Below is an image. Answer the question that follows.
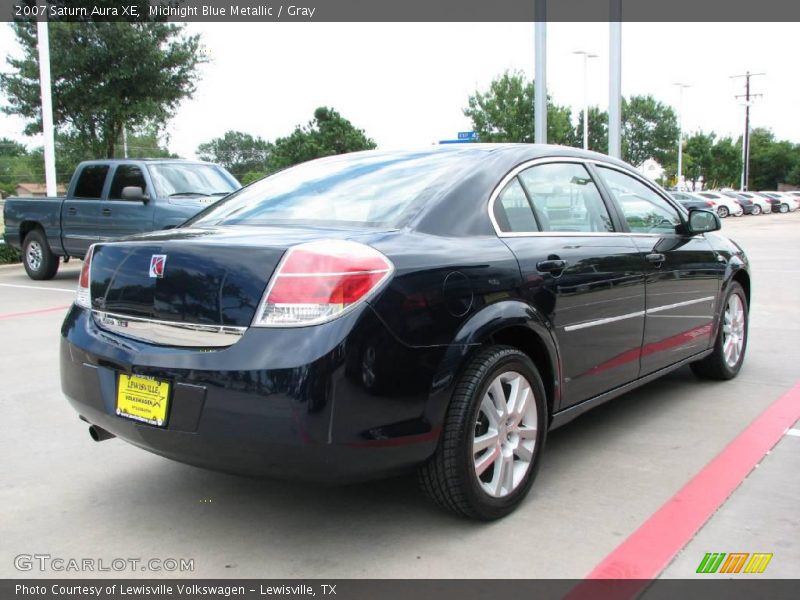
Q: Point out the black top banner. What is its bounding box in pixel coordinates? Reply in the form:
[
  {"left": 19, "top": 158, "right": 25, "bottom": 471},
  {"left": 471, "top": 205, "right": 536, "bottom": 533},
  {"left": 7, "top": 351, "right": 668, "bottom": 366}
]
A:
[{"left": 2, "top": 0, "right": 800, "bottom": 22}]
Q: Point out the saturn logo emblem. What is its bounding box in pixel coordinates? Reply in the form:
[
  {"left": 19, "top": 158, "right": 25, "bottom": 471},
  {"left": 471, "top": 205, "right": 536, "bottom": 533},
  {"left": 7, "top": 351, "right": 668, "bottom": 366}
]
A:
[{"left": 149, "top": 254, "right": 167, "bottom": 278}]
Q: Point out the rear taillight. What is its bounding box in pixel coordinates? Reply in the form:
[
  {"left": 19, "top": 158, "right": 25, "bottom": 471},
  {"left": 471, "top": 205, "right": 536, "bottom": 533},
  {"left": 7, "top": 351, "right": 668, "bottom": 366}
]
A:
[
  {"left": 252, "top": 240, "right": 394, "bottom": 327},
  {"left": 706, "top": 200, "right": 716, "bottom": 207},
  {"left": 76, "top": 245, "right": 95, "bottom": 309}
]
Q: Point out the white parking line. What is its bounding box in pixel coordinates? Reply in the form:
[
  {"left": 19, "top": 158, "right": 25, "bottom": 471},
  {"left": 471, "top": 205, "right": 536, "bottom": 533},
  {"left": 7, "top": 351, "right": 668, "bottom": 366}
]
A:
[{"left": 0, "top": 283, "right": 76, "bottom": 293}]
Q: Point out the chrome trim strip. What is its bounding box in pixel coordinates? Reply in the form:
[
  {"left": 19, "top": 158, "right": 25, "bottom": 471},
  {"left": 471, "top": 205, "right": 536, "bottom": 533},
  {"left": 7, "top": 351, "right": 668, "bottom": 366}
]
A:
[
  {"left": 562, "top": 296, "right": 716, "bottom": 332},
  {"left": 645, "top": 296, "right": 715, "bottom": 315},
  {"left": 487, "top": 155, "right": 686, "bottom": 238},
  {"left": 564, "top": 310, "right": 645, "bottom": 332},
  {"left": 92, "top": 311, "right": 246, "bottom": 348}
]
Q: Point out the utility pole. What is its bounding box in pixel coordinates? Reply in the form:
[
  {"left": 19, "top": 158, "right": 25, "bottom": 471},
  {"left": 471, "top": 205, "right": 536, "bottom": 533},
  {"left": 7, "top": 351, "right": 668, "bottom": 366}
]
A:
[
  {"left": 674, "top": 83, "right": 690, "bottom": 190},
  {"left": 731, "top": 71, "right": 764, "bottom": 191},
  {"left": 574, "top": 51, "right": 598, "bottom": 150}
]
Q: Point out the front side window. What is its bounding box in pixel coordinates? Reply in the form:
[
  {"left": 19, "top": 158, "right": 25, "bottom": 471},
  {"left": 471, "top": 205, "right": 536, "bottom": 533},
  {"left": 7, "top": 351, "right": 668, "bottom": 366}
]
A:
[
  {"left": 518, "top": 162, "right": 614, "bottom": 233},
  {"left": 109, "top": 165, "right": 148, "bottom": 200},
  {"left": 598, "top": 167, "right": 681, "bottom": 234},
  {"left": 73, "top": 165, "right": 110, "bottom": 199}
]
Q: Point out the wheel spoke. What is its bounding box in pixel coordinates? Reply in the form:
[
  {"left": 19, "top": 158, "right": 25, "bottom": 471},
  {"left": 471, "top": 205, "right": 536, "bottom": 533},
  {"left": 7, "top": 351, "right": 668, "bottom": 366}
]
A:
[
  {"left": 474, "top": 446, "right": 500, "bottom": 477},
  {"left": 517, "top": 425, "right": 537, "bottom": 440},
  {"left": 488, "top": 378, "right": 508, "bottom": 418},
  {"left": 473, "top": 430, "right": 499, "bottom": 453},
  {"left": 514, "top": 442, "right": 534, "bottom": 462},
  {"left": 490, "top": 453, "right": 513, "bottom": 496},
  {"left": 479, "top": 395, "right": 500, "bottom": 428}
]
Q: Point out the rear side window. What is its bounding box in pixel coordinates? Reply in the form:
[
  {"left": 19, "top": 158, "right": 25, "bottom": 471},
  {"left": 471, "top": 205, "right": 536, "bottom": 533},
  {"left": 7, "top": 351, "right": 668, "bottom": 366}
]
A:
[
  {"left": 73, "top": 165, "right": 109, "bottom": 199},
  {"left": 109, "top": 165, "right": 148, "bottom": 200},
  {"left": 518, "top": 162, "right": 614, "bottom": 233},
  {"left": 598, "top": 167, "right": 681, "bottom": 234},
  {"left": 493, "top": 179, "right": 538, "bottom": 232}
]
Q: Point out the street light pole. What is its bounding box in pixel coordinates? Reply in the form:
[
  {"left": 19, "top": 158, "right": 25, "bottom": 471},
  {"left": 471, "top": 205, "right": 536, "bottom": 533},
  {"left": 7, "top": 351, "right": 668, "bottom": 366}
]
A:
[
  {"left": 37, "top": 0, "right": 57, "bottom": 197},
  {"left": 574, "top": 51, "right": 598, "bottom": 150},
  {"left": 674, "top": 83, "right": 690, "bottom": 190}
]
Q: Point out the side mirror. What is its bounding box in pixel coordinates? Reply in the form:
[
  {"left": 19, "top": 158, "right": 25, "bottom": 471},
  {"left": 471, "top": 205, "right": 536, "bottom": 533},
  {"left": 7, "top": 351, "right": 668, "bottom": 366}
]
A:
[
  {"left": 687, "top": 209, "right": 721, "bottom": 234},
  {"left": 121, "top": 186, "right": 148, "bottom": 203}
]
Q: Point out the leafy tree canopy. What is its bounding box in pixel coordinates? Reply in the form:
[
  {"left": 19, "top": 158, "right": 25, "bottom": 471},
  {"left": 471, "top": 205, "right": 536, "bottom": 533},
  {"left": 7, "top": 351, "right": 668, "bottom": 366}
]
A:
[
  {"left": 269, "top": 107, "right": 377, "bottom": 171},
  {"left": 621, "top": 95, "right": 679, "bottom": 168},
  {"left": 197, "top": 131, "right": 272, "bottom": 181},
  {"left": 0, "top": 18, "right": 204, "bottom": 158},
  {"left": 463, "top": 71, "right": 576, "bottom": 145}
]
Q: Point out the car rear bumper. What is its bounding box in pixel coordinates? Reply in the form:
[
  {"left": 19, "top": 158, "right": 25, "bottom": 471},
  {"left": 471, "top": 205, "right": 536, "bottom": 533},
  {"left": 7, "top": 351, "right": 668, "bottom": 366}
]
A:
[{"left": 60, "top": 304, "right": 447, "bottom": 482}]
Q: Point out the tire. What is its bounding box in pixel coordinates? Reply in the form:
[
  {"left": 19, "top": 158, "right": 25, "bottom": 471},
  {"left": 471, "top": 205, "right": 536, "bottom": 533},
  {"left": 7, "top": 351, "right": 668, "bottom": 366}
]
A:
[
  {"left": 418, "top": 346, "right": 548, "bottom": 520},
  {"left": 717, "top": 206, "right": 729, "bottom": 218},
  {"left": 690, "top": 282, "right": 748, "bottom": 380},
  {"left": 751, "top": 204, "right": 762, "bottom": 216},
  {"left": 22, "top": 229, "right": 59, "bottom": 280},
  {"left": 779, "top": 203, "right": 789, "bottom": 214},
  {"left": 733, "top": 207, "right": 744, "bottom": 217}
]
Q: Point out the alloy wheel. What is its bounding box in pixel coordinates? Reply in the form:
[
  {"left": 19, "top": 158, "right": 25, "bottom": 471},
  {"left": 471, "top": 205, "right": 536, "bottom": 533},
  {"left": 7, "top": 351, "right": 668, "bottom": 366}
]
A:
[
  {"left": 722, "top": 293, "right": 745, "bottom": 368},
  {"left": 472, "top": 371, "right": 538, "bottom": 498}
]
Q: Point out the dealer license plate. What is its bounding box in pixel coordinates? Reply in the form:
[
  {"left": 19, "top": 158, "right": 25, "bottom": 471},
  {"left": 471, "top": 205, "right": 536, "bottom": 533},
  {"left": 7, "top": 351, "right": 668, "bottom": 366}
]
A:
[{"left": 116, "top": 374, "right": 170, "bottom": 427}]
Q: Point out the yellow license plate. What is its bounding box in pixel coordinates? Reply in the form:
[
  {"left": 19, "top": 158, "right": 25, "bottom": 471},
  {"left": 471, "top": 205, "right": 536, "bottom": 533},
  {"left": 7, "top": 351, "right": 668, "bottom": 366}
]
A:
[{"left": 116, "top": 374, "right": 170, "bottom": 427}]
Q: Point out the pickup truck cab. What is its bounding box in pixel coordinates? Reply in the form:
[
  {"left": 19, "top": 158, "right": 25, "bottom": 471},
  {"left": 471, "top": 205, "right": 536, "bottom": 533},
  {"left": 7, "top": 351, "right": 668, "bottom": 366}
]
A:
[{"left": 3, "top": 159, "right": 240, "bottom": 279}]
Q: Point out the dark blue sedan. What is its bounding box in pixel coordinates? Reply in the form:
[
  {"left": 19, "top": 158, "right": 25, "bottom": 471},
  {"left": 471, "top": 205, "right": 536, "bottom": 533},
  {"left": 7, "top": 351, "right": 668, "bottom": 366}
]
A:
[{"left": 61, "top": 145, "right": 750, "bottom": 520}]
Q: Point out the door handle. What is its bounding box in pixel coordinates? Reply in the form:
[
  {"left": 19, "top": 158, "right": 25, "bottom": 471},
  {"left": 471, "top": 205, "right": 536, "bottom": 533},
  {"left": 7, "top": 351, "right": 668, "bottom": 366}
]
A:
[
  {"left": 646, "top": 253, "right": 665, "bottom": 264},
  {"left": 66, "top": 207, "right": 77, "bottom": 215},
  {"left": 536, "top": 259, "right": 568, "bottom": 273},
  {"left": 102, "top": 208, "right": 112, "bottom": 216}
]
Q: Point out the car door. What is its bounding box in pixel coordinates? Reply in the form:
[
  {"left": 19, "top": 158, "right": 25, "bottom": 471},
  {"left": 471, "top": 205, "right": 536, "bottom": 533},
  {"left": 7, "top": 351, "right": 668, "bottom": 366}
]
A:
[
  {"left": 61, "top": 164, "right": 110, "bottom": 256},
  {"left": 594, "top": 165, "right": 722, "bottom": 375},
  {"left": 105, "top": 163, "right": 156, "bottom": 240},
  {"left": 492, "top": 159, "right": 648, "bottom": 409}
]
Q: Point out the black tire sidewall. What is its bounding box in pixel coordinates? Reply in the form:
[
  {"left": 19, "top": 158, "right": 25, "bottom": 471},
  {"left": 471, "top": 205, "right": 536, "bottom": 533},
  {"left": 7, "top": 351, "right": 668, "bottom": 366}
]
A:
[
  {"left": 459, "top": 351, "right": 547, "bottom": 519},
  {"left": 718, "top": 207, "right": 728, "bottom": 218}
]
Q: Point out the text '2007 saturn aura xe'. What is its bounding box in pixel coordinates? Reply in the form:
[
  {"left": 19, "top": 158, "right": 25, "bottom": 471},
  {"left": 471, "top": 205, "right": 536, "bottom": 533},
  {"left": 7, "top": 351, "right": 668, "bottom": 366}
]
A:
[{"left": 61, "top": 144, "right": 750, "bottom": 520}]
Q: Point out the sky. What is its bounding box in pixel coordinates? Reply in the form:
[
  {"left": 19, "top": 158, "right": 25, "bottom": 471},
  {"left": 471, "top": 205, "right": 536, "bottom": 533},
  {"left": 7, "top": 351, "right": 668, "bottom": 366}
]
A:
[{"left": 1, "top": 22, "right": 798, "bottom": 160}]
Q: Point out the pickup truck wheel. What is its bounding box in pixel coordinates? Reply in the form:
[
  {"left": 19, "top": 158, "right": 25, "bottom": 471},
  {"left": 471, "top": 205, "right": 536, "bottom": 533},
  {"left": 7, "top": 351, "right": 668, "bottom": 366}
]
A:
[
  {"left": 23, "top": 229, "right": 59, "bottom": 280},
  {"left": 418, "top": 346, "right": 547, "bottom": 520}
]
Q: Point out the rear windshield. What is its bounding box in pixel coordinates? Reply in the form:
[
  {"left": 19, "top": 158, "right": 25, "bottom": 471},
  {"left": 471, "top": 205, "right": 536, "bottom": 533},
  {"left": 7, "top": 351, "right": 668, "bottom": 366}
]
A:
[{"left": 187, "top": 151, "right": 465, "bottom": 229}]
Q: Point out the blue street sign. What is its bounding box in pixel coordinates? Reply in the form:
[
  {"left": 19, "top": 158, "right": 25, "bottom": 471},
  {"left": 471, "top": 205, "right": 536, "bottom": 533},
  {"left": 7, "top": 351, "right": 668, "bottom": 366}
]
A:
[{"left": 458, "top": 131, "right": 479, "bottom": 140}]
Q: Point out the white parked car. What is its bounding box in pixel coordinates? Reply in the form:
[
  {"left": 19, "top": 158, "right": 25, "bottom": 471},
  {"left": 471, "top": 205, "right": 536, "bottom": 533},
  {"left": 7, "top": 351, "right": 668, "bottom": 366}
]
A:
[
  {"left": 735, "top": 192, "right": 772, "bottom": 216},
  {"left": 760, "top": 192, "right": 799, "bottom": 213},
  {"left": 694, "top": 191, "right": 743, "bottom": 218}
]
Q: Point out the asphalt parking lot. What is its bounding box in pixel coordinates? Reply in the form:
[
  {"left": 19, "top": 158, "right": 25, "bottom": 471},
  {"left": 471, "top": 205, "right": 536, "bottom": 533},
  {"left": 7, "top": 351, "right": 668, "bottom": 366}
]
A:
[{"left": 1, "top": 212, "right": 799, "bottom": 580}]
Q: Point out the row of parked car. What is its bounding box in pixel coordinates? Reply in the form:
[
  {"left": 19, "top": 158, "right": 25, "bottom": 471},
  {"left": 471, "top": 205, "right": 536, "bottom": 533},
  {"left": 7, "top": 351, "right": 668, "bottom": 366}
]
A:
[{"left": 669, "top": 189, "right": 800, "bottom": 218}]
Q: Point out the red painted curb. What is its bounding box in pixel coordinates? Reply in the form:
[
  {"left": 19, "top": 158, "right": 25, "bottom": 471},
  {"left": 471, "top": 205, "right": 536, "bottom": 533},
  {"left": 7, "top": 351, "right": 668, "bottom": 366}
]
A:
[
  {"left": 566, "top": 381, "right": 800, "bottom": 599},
  {"left": 0, "top": 305, "right": 71, "bottom": 320}
]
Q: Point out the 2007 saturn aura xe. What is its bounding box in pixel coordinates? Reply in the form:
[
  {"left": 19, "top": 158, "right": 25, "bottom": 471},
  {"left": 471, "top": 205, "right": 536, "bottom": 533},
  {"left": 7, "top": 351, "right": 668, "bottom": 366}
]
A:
[{"left": 61, "top": 144, "right": 750, "bottom": 520}]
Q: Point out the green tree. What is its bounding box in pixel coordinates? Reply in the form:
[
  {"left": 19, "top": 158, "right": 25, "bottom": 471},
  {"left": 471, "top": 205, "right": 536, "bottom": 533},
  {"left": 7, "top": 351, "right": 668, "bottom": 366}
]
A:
[
  {"left": 574, "top": 106, "right": 609, "bottom": 153},
  {"left": 463, "top": 71, "right": 576, "bottom": 145},
  {"left": 747, "top": 128, "right": 797, "bottom": 190},
  {"left": 1, "top": 18, "right": 203, "bottom": 158},
  {"left": 622, "top": 95, "right": 679, "bottom": 169},
  {"left": 683, "top": 131, "right": 716, "bottom": 189},
  {"left": 269, "top": 107, "right": 376, "bottom": 171},
  {"left": 707, "top": 137, "right": 741, "bottom": 189},
  {"left": 197, "top": 131, "right": 272, "bottom": 181}
]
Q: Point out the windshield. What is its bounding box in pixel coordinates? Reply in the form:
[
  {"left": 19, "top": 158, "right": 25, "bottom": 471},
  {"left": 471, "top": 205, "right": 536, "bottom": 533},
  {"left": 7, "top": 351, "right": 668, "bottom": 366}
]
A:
[
  {"left": 187, "top": 150, "right": 464, "bottom": 229},
  {"left": 148, "top": 163, "right": 239, "bottom": 197}
]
